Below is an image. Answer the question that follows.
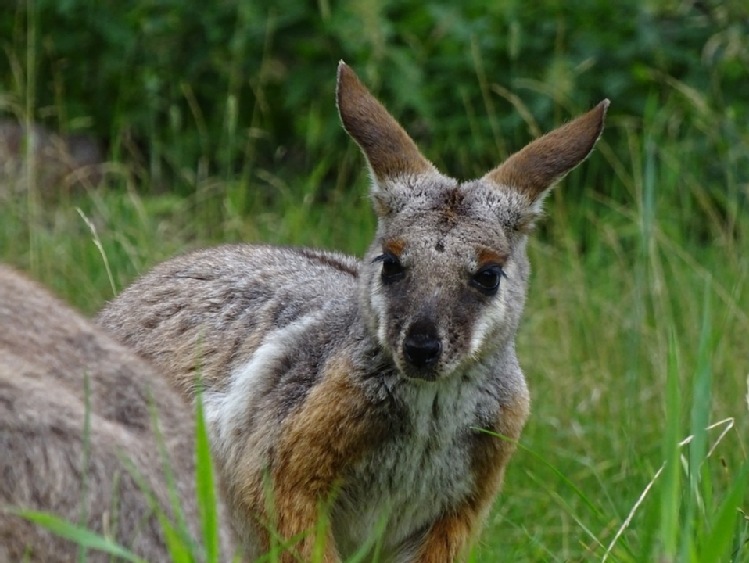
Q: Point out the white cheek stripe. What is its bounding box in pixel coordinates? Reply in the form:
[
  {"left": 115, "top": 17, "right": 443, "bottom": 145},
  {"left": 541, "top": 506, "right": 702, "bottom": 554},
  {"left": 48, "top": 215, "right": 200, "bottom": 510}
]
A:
[
  {"left": 203, "top": 312, "right": 322, "bottom": 456},
  {"left": 370, "top": 280, "right": 388, "bottom": 347},
  {"left": 468, "top": 266, "right": 511, "bottom": 357}
]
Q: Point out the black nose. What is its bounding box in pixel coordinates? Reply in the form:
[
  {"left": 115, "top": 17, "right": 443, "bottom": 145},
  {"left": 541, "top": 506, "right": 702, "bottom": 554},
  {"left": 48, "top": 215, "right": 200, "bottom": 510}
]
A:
[{"left": 403, "top": 320, "right": 442, "bottom": 368}]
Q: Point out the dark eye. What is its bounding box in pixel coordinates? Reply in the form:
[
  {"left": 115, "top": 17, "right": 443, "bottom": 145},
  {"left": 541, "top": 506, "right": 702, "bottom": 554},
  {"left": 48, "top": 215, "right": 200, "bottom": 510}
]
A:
[
  {"left": 373, "top": 252, "right": 405, "bottom": 284},
  {"left": 471, "top": 265, "right": 505, "bottom": 295}
]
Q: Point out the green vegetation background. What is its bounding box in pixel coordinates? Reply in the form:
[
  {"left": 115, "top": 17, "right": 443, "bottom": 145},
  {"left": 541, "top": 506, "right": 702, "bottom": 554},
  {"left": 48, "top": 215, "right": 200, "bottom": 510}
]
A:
[{"left": 1, "top": 1, "right": 747, "bottom": 561}]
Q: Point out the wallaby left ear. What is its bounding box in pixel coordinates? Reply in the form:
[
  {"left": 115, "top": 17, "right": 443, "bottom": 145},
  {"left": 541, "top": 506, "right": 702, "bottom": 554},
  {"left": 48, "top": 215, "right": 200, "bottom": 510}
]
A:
[
  {"left": 483, "top": 100, "right": 609, "bottom": 204},
  {"left": 336, "top": 61, "right": 436, "bottom": 183}
]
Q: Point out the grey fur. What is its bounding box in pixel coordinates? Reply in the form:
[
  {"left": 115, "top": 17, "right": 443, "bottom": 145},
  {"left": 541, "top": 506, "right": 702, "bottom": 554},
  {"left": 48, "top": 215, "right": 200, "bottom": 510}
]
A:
[{"left": 0, "top": 266, "right": 236, "bottom": 561}]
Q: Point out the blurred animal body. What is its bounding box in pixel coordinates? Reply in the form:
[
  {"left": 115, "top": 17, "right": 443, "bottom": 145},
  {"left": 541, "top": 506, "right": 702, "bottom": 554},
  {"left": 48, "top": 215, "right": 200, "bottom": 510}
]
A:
[{"left": 0, "top": 266, "right": 236, "bottom": 562}]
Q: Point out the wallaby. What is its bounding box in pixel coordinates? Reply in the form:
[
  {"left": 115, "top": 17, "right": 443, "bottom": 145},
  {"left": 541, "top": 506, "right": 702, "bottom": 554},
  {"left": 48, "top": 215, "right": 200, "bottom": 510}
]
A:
[
  {"left": 0, "top": 266, "right": 237, "bottom": 561},
  {"left": 97, "top": 62, "right": 608, "bottom": 562}
]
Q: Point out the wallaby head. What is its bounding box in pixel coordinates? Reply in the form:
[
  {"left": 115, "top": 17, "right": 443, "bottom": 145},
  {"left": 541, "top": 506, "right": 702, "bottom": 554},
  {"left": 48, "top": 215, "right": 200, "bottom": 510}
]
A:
[{"left": 337, "top": 61, "right": 608, "bottom": 382}]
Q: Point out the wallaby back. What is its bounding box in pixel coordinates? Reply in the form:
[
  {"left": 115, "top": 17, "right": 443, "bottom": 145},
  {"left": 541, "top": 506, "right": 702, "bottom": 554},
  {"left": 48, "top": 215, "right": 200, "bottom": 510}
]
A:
[
  {"left": 98, "top": 63, "right": 608, "bottom": 562},
  {"left": 0, "top": 266, "right": 236, "bottom": 562}
]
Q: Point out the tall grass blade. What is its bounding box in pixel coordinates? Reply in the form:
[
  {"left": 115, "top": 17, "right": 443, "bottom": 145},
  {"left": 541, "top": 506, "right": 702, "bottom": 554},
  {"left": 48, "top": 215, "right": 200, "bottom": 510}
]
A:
[
  {"left": 146, "top": 397, "right": 195, "bottom": 553},
  {"left": 659, "top": 329, "right": 681, "bottom": 559},
  {"left": 77, "top": 372, "right": 92, "bottom": 563},
  {"left": 698, "top": 458, "right": 749, "bottom": 562},
  {"left": 7, "top": 509, "right": 147, "bottom": 563},
  {"left": 195, "top": 392, "right": 220, "bottom": 563},
  {"left": 679, "top": 281, "right": 714, "bottom": 560}
]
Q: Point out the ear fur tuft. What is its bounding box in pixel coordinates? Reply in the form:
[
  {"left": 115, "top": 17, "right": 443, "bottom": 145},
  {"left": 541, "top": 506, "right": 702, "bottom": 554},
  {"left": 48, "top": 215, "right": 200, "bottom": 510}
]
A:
[{"left": 483, "top": 100, "right": 609, "bottom": 203}]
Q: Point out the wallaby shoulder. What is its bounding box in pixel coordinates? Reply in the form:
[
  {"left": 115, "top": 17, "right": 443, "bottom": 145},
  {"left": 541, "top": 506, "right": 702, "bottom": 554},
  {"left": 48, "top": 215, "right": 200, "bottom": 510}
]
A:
[{"left": 97, "top": 244, "right": 363, "bottom": 396}]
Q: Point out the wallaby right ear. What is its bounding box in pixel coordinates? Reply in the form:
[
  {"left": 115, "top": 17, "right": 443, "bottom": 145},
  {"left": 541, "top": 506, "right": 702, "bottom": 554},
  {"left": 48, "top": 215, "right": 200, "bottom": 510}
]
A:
[
  {"left": 483, "top": 100, "right": 609, "bottom": 211},
  {"left": 337, "top": 61, "right": 436, "bottom": 216}
]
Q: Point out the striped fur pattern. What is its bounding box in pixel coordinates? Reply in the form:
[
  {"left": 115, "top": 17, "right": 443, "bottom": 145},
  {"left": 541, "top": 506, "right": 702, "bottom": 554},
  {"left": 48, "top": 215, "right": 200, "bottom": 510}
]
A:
[
  {"left": 97, "top": 62, "right": 608, "bottom": 561},
  {"left": 0, "top": 266, "right": 237, "bottom": 562}
]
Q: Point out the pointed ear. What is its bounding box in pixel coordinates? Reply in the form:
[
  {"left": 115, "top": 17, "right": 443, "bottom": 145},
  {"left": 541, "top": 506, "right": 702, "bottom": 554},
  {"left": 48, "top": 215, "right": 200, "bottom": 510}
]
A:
[
  {"left": 483, "top": 100, "right": 609, "bottom": 204},
  {"left": 336, "top": 61, "right": 436, "bottom": 185}
]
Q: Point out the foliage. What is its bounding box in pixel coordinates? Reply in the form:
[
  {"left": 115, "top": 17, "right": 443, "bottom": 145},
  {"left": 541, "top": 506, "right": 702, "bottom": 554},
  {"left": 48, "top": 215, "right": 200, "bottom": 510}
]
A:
[{"left": 1, "top": 1, "right": 747, "bottom": 219}]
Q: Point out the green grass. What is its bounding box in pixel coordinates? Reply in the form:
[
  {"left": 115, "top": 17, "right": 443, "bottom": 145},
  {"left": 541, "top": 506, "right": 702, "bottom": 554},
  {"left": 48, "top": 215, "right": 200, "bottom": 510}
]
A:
[{"left": 2, "top": 4, "right": 748, "bottom": 560}]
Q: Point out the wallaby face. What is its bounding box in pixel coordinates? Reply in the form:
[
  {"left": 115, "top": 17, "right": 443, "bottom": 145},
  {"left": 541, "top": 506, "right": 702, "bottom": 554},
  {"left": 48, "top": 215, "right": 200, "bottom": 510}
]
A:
[
  {"left": 0, "top": 266, "right": 237, "bottom": 562},
  {"left": 97, "top": 62, "right": 607, "bottom": 562},
  {"left": 339, "top": 64, "right": 608, "bottom": 382},
  {"left": 358, "top": 175, "right": 552, "bottom": 381},
  {"left": 360, "top": 187, "right": 522, "bottom": 381}
]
